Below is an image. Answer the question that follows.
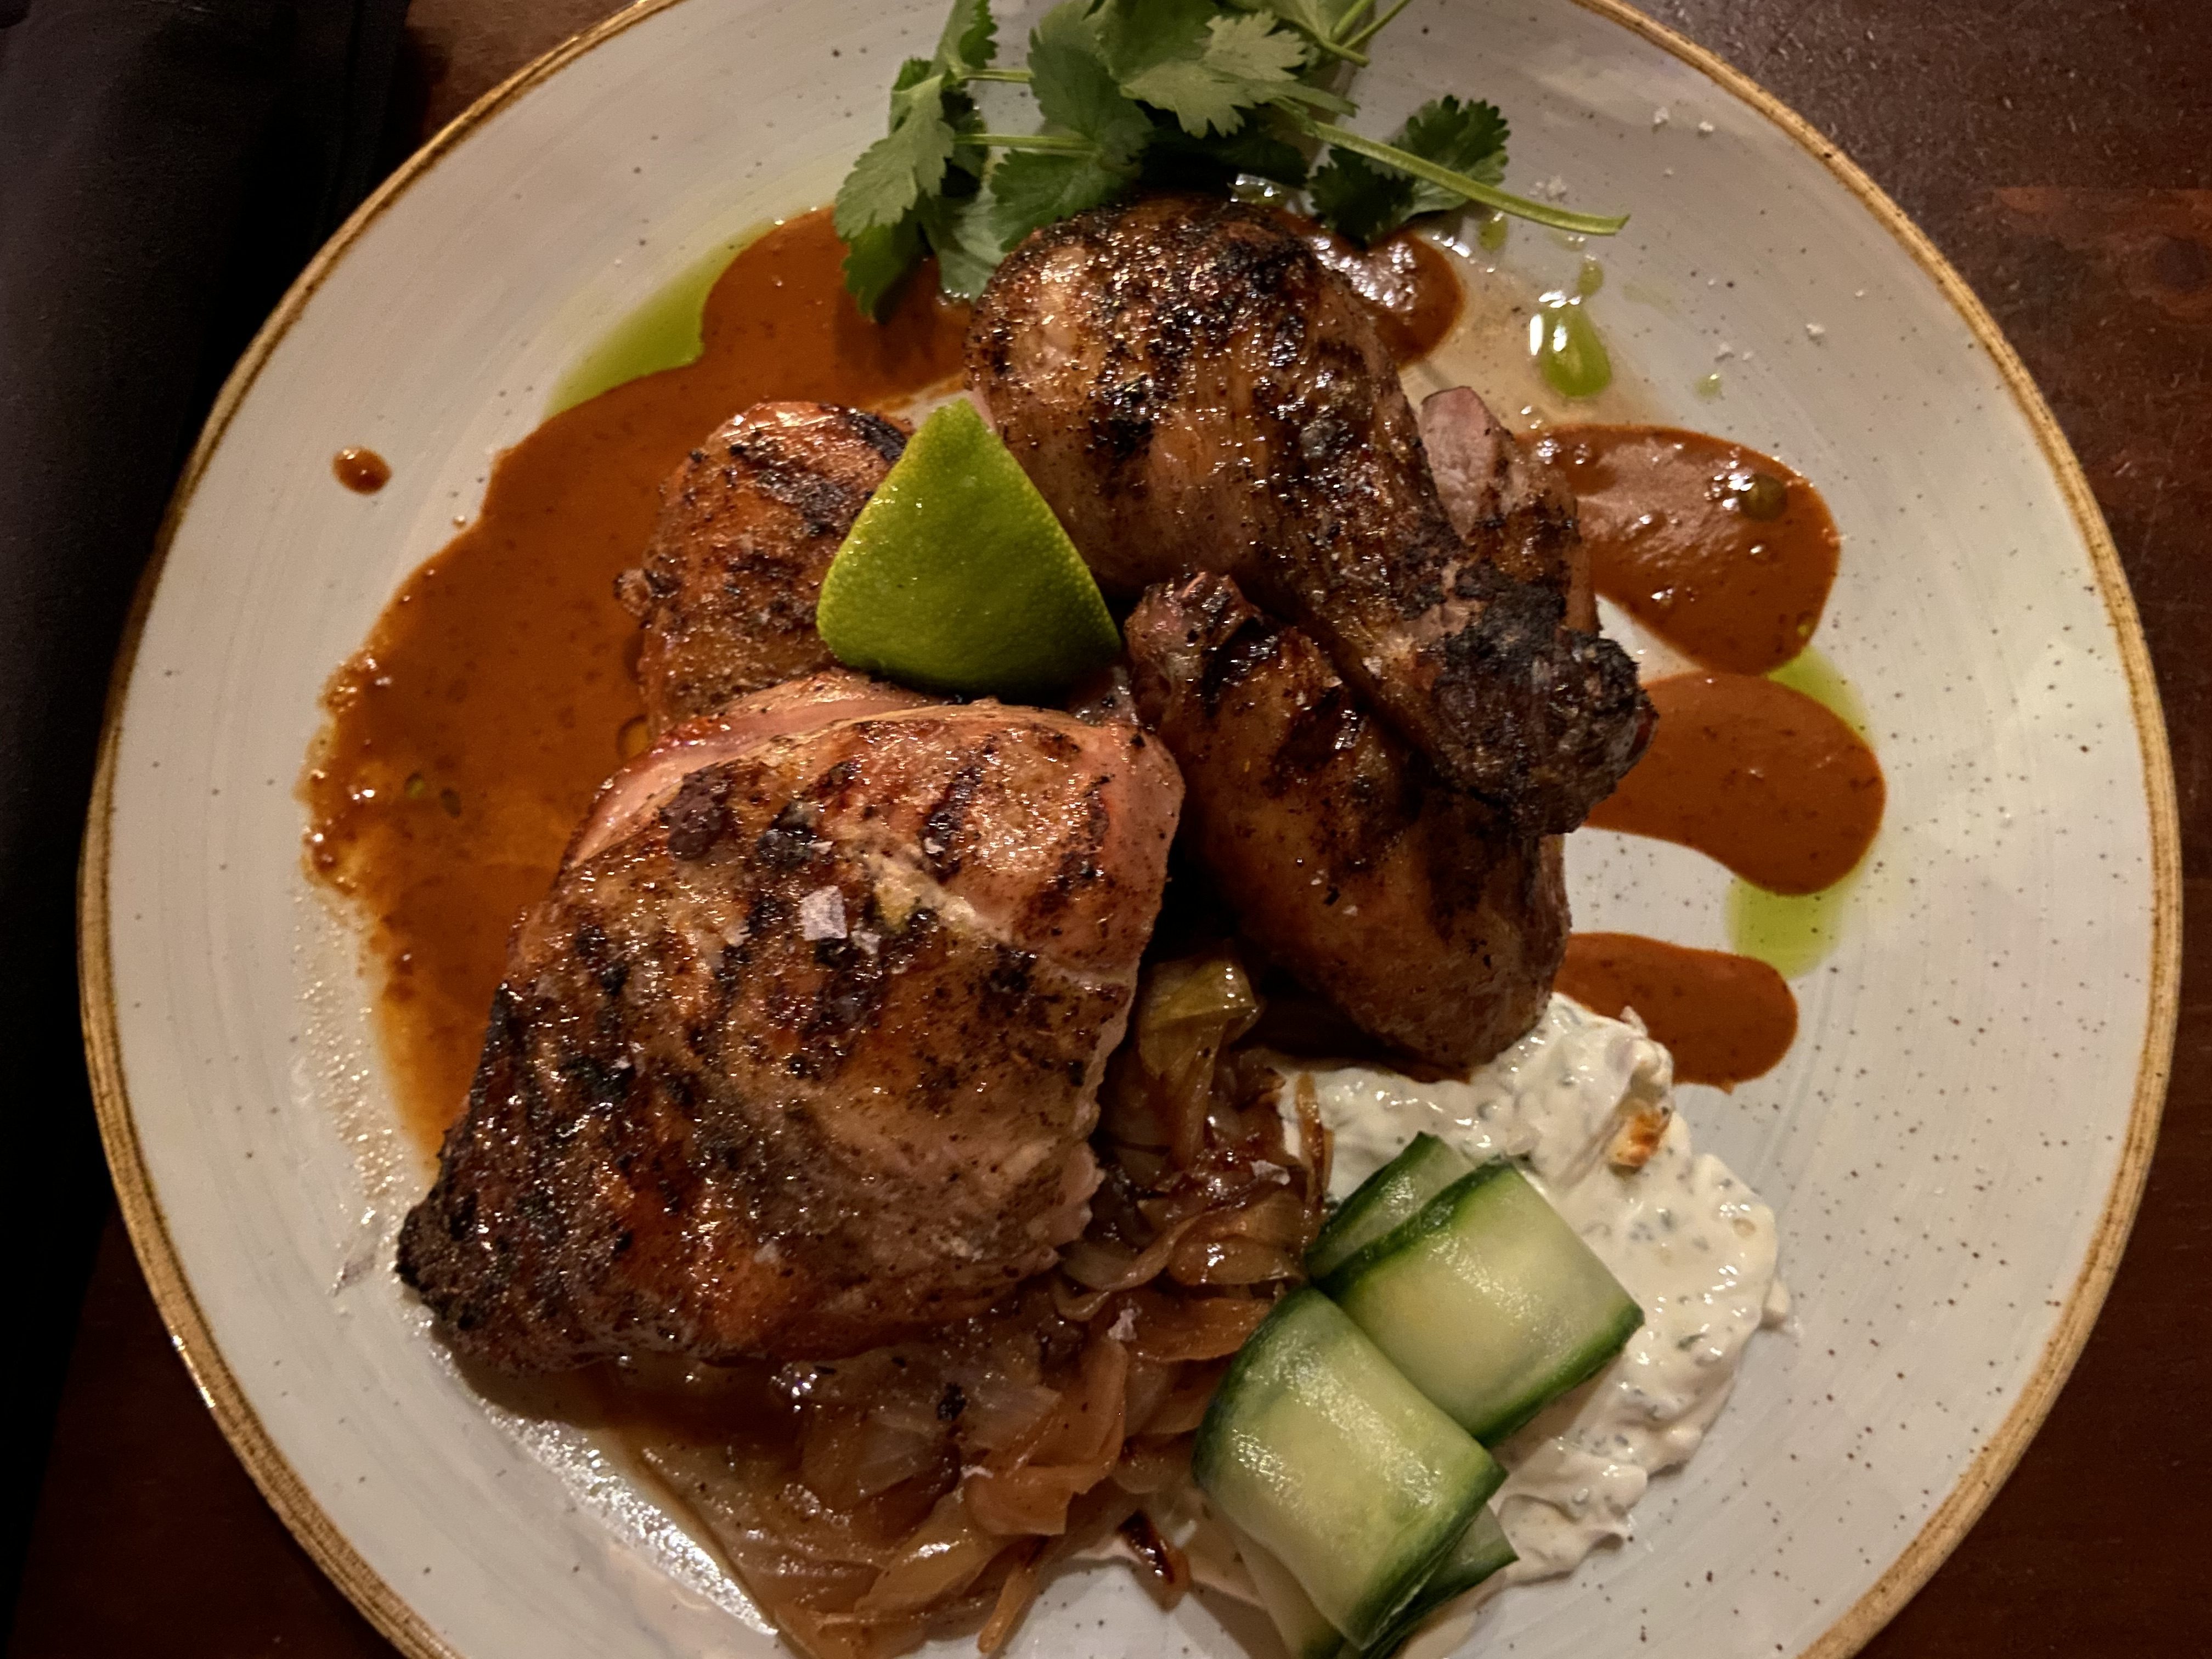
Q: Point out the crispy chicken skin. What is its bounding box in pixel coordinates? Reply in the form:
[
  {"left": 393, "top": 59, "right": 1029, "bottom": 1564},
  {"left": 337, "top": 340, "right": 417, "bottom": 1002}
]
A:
[
  {"left": 616, "top": 402, "right": 906, "bottom": 735},
  {"left": 1418, "top": 386, "right": 1595, "bottom": 632},
  {"left": 397, "top": 672, "right": 1183, "bottom": 1369},
  {"left": 966, "top": 194, "right": 1650, "bottom": 834},
  {"left": 1127, "top": 574, "right": 1562, "bottom": 1069}
]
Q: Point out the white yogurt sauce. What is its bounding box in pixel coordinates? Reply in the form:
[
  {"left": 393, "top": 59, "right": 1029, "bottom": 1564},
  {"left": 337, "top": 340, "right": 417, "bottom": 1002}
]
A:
[{"left": 1277, "top": 994, "right": 1787, "bottom": 1580}]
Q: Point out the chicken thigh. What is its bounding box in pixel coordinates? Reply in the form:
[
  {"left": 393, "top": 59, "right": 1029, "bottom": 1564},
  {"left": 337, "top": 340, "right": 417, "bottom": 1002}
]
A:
[
  {"left": 967, "top": 194, "right": 1649, "bottom": 834},
  {"left": 398, "top": 671, "right": 1182, "bottom": 1368}
]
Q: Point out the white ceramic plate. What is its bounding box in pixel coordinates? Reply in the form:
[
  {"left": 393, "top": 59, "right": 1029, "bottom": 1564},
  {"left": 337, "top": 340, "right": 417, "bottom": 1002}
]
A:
[{"left": 81, "top": 3, "right": 2180, "bottom": 1657}]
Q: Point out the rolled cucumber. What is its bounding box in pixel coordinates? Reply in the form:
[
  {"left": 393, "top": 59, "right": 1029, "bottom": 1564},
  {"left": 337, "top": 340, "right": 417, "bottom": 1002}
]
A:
[
  {"left": 1306, "top": 1133, "right": 1475, "bottom": 1280},
  {"left": 1358, "top": 1506, "right": 1517, "bottom": 1658},
  {"left": 1321, "top": 1162, "right": 1642, "bottom": 1444},
  {"left": 1194, "top": 1289, "right": 1503, "bottom": 1649},
  {"left": 1234, "top": 1528, "right": 1346, "bottom": 1659}
]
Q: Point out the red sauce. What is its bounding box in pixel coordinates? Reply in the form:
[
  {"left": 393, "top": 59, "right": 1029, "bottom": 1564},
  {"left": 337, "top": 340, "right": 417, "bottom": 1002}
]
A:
[
  {"left": 302, "top": 210, "right": 969, "bottom": 1149},
  {"left": 1304, "top": 226, "right": 1463, "bottom": 363},
  {"left": 1586, "top": 672, "right": 1884, "bottom": 896},
  {"left": 332, "top": 447, "right": 391, "bottom": 493},
  {"left": 1539, "top": 425, "right": 1839, "bottom": 674},
  {"left": 1556, "top": 933, "right": 1797, "bottom": 1089}
]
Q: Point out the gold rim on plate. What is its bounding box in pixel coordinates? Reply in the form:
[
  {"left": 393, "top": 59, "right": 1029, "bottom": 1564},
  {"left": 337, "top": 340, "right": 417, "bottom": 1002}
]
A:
[{"left": 75, "top": 3, "right": 2182, "bottom": 1656}]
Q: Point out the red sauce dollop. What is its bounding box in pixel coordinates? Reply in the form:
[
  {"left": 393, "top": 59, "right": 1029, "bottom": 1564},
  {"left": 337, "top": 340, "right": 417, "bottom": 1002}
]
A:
[
  {"left": 1586, "top": 672, "right": 1884, "bottom": 896},
  {"left": 1540, "top": 424, "right": 1839, "bottom": 674},
  {"left": 1556, "top": 933, "right": 1798, "bottom": 1089}
]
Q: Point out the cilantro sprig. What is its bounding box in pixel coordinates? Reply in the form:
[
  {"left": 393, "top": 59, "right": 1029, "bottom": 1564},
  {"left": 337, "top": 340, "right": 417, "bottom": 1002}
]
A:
[{"left": 834, "top": 0, "right": 1627, "bottom": 316}]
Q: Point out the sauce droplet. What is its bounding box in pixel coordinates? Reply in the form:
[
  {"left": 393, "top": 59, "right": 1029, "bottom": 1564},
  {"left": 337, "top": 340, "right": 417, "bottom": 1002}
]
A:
[
  {"left": 1540, "top": 425, "right": 1840, "bottom": 673},
  {"left": 1557, "top": 934, "right": 1797, "bottom": 1089},
  {"left": 1528, "top": 295, "right": 1611, "bottom": 398},
  {"left": 1585, "top": 672, "right": 1885, "bottom": 895},
  {"left": 332, "top": 447, "right": 391, "bottom": 493}
]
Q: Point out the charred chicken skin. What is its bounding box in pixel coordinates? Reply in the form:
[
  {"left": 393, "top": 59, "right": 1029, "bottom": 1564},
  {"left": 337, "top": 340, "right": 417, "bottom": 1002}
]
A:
[
  {"left": 1128, "top": 574, "right": 1564, "bottom": 1069},
  {"left": 967, "top": 194, "right": 1650, "bottom": 835},
  {"left": 398, "top": 670, "right": 1182, "bottom": 1369},
  {"left": 616, "top": 401, "right": 906, "bottom": 736}
]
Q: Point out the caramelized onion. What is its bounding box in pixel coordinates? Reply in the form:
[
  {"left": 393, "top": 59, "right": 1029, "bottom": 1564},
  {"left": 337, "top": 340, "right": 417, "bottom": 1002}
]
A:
[{"left": 614, "top": 947, "right": 1331, "bottom": 1659}]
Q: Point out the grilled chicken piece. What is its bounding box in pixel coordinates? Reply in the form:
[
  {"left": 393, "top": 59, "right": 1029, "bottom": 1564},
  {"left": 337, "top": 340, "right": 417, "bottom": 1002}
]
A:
[
  {"left": 398, "top": 670, "right": 1183, "bottom": 1369},
  {"left": 1127, "top": 574, "right": 1563, "bottom": 1070},
  {"left": 1418, "top": 386, "right": 1594, "bottom": 632},
  {"left": 616, "top": 402, "right": 906, "bottom": 735},
  {"left": 967, "top": 194, "right": 1650, "bottom": 834}
]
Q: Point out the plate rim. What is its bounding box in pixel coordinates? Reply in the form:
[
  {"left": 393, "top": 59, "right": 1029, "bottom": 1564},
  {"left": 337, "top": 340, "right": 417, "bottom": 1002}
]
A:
[{"left": 74, "top": 2, "right": 2183, "bottom": 1656}]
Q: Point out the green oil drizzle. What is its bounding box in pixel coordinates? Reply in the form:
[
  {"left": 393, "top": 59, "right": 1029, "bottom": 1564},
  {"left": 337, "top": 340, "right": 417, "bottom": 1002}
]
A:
[
  {"left": 1694, "top": 371, "right": 1723, "bottom": 399},
  {"left": 1726, "top": 647, "right": 1876, "bottom": 975},
  {"left": 1727, "top": 873, "right": 1859, "bottom": 978},
  {"left": 1768, "top": 643, "right": 1871, "bottom": 737},
  {"left": 1476, "top": 212, "right": 1509, "bottom": 253},
  {"left": 1574, "top": 256, "right": 1604, "bottom": 297},
  {"left": 544, "top": 233, "right": 759, "bottom": 417},
  {"left": 1530, "top": 294, "right": 1612, "bottom": 398}
]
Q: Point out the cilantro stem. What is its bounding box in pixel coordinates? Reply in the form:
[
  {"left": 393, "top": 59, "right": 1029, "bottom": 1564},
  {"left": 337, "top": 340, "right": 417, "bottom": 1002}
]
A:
[
  {"left": 1302, "top": 33, "right": 1369, "bottom": 66},
  {"left": 1330, "top": 0, "right": 1376, "bottom": 36},
  {"left": 1338, "top": 0, "right": 1414, "bottom": 53},
  {"left": 970, "top": 132, "right": 1094, "bottom": 153},
  {"left": 964, "top": 67, "right": 1033, "bottom": 83},
  {"left": 1307, "top": 122, "right": 1630, "bottom": 235}
]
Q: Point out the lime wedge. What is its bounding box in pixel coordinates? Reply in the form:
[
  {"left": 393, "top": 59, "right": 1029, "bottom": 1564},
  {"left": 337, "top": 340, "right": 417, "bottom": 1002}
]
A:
[{"left": 816, "top": 399, "right": 1121, "bottom": 698}]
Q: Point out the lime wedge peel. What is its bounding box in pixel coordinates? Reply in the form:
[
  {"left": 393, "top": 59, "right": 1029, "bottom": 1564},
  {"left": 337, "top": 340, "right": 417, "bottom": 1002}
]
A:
[{"left": 816, "top": 399, "right": 1121, "bottom": 699}]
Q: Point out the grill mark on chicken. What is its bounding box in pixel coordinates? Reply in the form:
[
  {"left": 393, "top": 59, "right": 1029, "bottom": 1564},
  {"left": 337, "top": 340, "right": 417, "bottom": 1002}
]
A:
[
  {"left": 617, "top": 402, "right": 906, "bottom": 735},
  {"left": 967, "top": 194, "right": 1651, "bottom": 834},
  {"left": 1128, "top": 573, "right": 1562, "bottom": 1069},
  {"left": 398, "top": 678, "right": 1182, "bottom": 1367}
]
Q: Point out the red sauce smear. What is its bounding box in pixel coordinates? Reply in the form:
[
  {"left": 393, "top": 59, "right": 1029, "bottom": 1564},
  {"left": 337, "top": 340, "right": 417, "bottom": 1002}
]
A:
[
  {"left": 332, "top": 447, "right": 391, "bottom": 493},
  {"left": 1539, "top": 425, "right": 1839, "bottom": 674},
  {"left": 1586, "top": 672, "right": 1884, "bottom": 895},
  {"left": 302, "top": 210, "right": 969, "bottom": 1149},
  {"left": 1556, "top": 933, "right": 1797, "bottom": 1088}
]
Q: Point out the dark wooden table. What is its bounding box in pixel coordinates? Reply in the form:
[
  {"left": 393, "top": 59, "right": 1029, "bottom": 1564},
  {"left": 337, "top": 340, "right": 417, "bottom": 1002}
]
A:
[{"left": 11, "top": 1, "right": 2208, "bottom": 1654}]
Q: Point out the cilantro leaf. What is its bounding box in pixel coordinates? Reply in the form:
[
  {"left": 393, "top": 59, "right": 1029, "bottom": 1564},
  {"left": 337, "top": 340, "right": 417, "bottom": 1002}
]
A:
[
  {"left": 1236, "top": 0, "right": 1351, "bottom": 43},
  {"left": 842, "top": 215, "right": 926, "bottom": 319},
  {"left": 934, "top": 0, "right": 997, "bottom": 78},
  {"left": 1307, "top": 148, "right": 1409, "bottom": 245},
  {"left": 1029, "top": 2, "right": 1152, "bottom": 163},
  {"left": 1116, "top": 10, "right": 1312, "bottom": 135},
  {"left": 1397, "top": 95, "right": 1509, "bottom": 215},
  {"left": 989, "top": 148, "right": 1139, "bottom": 248},
  {"left": 834, "top": 59, "right": 958, "bottom": 239},
  {"left": 921, "top": 190, "right": 1006, "bottom": 300},
  {"left": 1310, "top": 94, "right": 1511, "bottom": 244}
]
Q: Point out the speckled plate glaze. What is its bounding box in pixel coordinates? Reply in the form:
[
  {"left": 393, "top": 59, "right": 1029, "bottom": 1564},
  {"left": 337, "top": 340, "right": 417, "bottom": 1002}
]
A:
[{"left": 80, "top": 3, "right": 2179, "bottom": 1658}]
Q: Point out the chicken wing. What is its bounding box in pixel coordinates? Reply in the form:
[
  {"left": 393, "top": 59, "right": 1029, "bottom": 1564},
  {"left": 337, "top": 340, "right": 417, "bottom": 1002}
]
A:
[
  {"left": 966, "top": 194, "right": 1649, "bottom": 834},
  {"left": 1126, "top": 574, "right": 1563, "bottom": 1070}
]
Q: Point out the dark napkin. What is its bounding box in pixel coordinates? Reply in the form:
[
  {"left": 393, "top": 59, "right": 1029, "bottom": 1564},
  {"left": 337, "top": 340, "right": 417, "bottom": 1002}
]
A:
[{"left": 0, "top": 0, "right": 409, "bottom": 1621}]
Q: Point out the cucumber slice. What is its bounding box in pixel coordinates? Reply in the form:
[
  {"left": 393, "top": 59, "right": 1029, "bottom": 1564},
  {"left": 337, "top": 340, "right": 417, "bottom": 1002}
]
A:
[
  {"left": 1234, "top": 1528, "right": 1347, "bottom": 1659},
  {"left": 1357, "top": 1506, "right": 1517, "bottom": 1658},
  {"left": 1306, "top": 1133, "right": 1475, "bottom": 1279},
  {"left": 1321, "top": 1163, "right": 1642, "bottom": 1444},
  {"left": 1194, "top": 1289, "right": 1503, "bottom": 1648}
]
